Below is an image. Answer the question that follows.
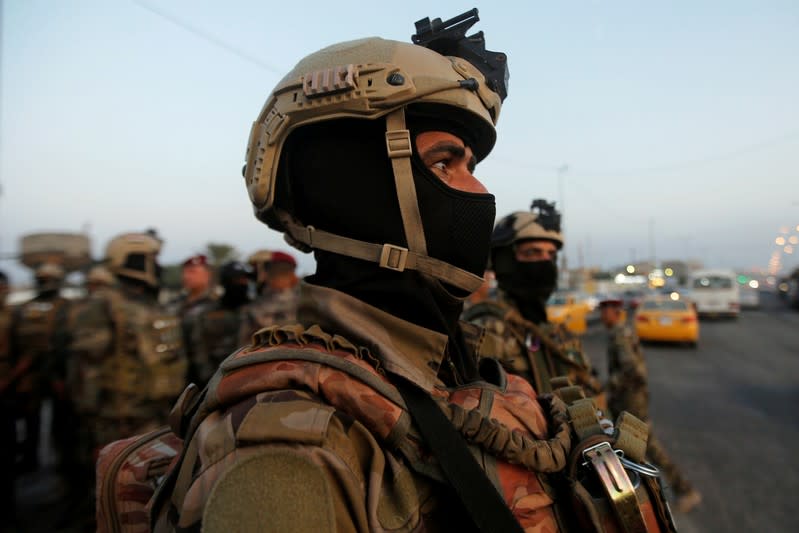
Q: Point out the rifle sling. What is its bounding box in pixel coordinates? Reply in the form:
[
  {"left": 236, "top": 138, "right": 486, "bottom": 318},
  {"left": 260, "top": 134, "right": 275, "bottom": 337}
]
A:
[{"left": 395, "top": 378, "right": 525, "bottom": 533}]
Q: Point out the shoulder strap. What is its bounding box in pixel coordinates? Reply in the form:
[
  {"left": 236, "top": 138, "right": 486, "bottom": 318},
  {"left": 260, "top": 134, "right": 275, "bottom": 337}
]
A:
[
  {"left": 395, "top": 378, "right": 525, "bottom": 533},
  {"left": 461, "top": 299, "right": 509, "bottom": 323}
]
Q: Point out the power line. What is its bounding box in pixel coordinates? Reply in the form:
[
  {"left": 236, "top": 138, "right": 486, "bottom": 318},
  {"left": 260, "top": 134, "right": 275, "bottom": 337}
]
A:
[
  {"left": 497, "top": 128, "right": 799, "bottom": 178},
  {"left": 131, "top": 0, "right": 284, "bottom": 75}
]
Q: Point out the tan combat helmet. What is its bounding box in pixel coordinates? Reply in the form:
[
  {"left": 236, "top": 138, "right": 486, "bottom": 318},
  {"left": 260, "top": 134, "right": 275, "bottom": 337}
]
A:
[
  {"left": 105, "top": 232, "right": 162, "bottom": 288},
  {"left": 243, "top": 11, "right": 506, "bottom": 294},
  {"left": 247, "top": 250, "right": 272, "bottom": 287},
  {"left": 86, "top": 265, "right": 115, "bottom": 287},
  {"left": 491, "top": 199, "right": 564, "bottom": 251},
  {"left": 35, "top": 262, "right": 66, "bottom": 281},
  {"left": 35, "top": 262, "right": 65, "bottom": 292}
]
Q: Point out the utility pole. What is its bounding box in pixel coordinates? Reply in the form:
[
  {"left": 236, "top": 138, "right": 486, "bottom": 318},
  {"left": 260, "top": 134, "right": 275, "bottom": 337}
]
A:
[
  {"left": 557, "top": 164, "right": 569, "bottom": 287},
  {"left": 648, "top": 217, "right": 656, "bottom": 267}
]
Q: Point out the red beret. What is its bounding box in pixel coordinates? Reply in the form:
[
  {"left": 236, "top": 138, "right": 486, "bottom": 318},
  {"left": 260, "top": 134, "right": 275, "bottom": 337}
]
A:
[
  {"left": 269, "top": 251, "right": 297, "bottom": 268},
  {"left": 182, "top": 254, "right": 208, "bottom": 268}
]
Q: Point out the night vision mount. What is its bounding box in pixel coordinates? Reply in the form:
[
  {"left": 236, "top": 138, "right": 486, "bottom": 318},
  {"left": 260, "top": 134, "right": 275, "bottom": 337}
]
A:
[
  {"left": 412, "top": 8, "right": 509, "bottom": 102},
  {"left": 530, "top": 199, "right": 561, "bottom": 232}
]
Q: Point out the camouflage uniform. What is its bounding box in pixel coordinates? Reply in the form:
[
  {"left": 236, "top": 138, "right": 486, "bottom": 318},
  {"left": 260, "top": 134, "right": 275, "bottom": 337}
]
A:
[
  {"left": 464, "top": 292, "right": 603, "bottom": 399},
  {"left": 184, "top": 301, "right": 246, "bottom": 386},
  {"left": 67, "top": 285, "right": 187, "bottom": 456},
  {"left": 606, "top": 321, "right": 695, "bottom": 496},
  {"left": 0, "top": 287, "right": 17, "bottom": 527},
  {"left": 238, "top": 286, "right": 298, "bottom": 345},
  {"left": 8, "top": 291, "right": 72, "bottom": 471},
  {"left": 170, "top": 290, "right": 216, "bottom": 320},
  {"left": 153, "top": 282, "right": 568, "bottom": 532}
]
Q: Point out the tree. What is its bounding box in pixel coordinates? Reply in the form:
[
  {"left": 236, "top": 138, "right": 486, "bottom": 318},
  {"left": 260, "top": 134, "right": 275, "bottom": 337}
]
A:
[{"left": 205, "top": 243, "right": 239, "bottom": 267}]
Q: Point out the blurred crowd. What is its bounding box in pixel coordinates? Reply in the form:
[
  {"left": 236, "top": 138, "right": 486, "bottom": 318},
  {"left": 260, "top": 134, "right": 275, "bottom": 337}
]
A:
[{"left": 0, "top": 234, "right": 299, "bottom": 531}]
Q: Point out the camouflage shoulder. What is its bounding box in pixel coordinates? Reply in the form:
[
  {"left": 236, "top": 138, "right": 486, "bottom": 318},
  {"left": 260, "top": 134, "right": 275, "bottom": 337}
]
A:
[
  {"left": 611, "top": 323, "right": 638, "bottom": 349},
  {"left": 168, "top": 387, "right": 386, "bottom": 532},
  {"left": 68, "top": 293, "right": 114, "bottom": 328}
]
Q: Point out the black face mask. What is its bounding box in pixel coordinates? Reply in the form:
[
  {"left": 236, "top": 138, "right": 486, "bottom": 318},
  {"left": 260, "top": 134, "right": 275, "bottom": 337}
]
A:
[
  {"left": 222, "top": 283, "right": 250, "bottom": 308},
  {"left": 497, "top": 259, "right": 558, "bottom": 323},
  {"left": 284, "top": 118, "right": 497, "bottom": 384},
  {"left": 411, "top": 153, "right": 496, "bottom": 281}
]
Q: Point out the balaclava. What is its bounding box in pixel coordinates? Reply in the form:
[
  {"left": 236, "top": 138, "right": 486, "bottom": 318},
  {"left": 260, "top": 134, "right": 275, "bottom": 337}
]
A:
[
  {"left": 492, "top": 243, "right": 558, "bottom": 324},
  {"left": 282, "top": 116, "right": 496, "bottom": 384},
  {"left": 219, "top": 261, "right": 251, "bottom": 308}
]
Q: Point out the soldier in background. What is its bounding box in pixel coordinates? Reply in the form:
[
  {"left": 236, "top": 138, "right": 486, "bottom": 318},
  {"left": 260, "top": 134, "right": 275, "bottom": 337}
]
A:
[
  {"left": 239, "top": 250, "right": 298, "bottom": 344},
  {"left": 172, "top": 254, "right": 216, "bottom": 317},
  {"left": 0, "top": 270, "right": 19, "bottom": 531},
  {"left": 66, "top": 232, "right": 187, "bottom": 526},
  {"left": 8, "top": 262, "right": 71, "bottom": 474},
  {"left": 85, "top": 265, "right": 115, "bottom": 295},
  {"left": 600, "top": 297, "right": 702, "bottom": 513},
  {"left": 462, "top": 200, "right": 603, "bottom": 399},
  {"left": 185, "top": 260, "right": 252, "bottom": 386}
]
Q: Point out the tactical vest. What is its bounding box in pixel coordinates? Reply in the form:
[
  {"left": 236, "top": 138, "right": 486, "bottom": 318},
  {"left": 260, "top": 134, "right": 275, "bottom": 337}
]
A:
[
  {"left": 99, "top": 291, "right": 187, "bottom": 422},
  {"left": 239, "top": 289, "right": 298, "bottom": 345},
  {"left": 189, "top": 305, "right": 243, "bottom": 385},
  {"left": 96, "top": 323, "right": 675, "bottom": 533},
  {"left": 11, "top": 296, "right": 70, "bottom": 392},
  {"left": 463, "top": 300, "right": 604, "bottom": 401}
]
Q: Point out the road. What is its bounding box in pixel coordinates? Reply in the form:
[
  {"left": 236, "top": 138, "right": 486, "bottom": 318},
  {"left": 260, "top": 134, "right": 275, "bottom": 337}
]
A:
[
  {"left": 12, "top": 292, "right": 799, "bottom": 532},
  {"left": 582, "top": 291, "right": 799, "bottom": 532}
]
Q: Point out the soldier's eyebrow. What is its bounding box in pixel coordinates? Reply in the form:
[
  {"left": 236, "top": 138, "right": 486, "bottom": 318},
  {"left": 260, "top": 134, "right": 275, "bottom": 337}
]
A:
[{"left": 420, "top": 141, "right": 477, "bottom": 172}]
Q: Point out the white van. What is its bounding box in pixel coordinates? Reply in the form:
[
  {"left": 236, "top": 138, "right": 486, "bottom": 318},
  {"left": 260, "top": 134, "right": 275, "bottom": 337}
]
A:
[{"left": 687, "top": 269, "right": 740, "bottom": 318}]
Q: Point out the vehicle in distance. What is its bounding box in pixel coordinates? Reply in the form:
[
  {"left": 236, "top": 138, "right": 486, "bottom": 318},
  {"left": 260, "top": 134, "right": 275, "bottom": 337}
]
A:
[
  {"left": 738, "top": 280, "right": 760, "bottom": 309},
  {"left": 687, "top": 269, "right": 740, "bottom": 318},
  {"left": 547, "top": 291, "right": 590, "bottom": 335},
  {"left": 621, "top": 287, "right": 647, "bottom": 310},
  {"left": 635, "top": 296, "right": 699, "bottom": 347}
]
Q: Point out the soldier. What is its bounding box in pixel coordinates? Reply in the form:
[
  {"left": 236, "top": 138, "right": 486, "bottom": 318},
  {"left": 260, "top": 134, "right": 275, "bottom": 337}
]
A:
[
  {"left": 85, "top": 265, "right": 115, "bottom": 295},
  {"left": 171, "top": 254, "right": 216, "bottom": 317},
  {"left": 600, "top": 297, "right": 702, "bottom": 513},
  {"left": 99, "top": 13, "right": 674, "bottom": 533},
  {"left": 8, "top": 262, "right": 71, "bottom": 474},
  {"left": 0, "top": 270, "right": 19, "bottom": 531},
  {"left": 463, "top": 200, "right": 603, "bottom": 399},
  {"left": 67, "top": 232, "right": 187, "bottom": 524},
  {"left": 239, "top": 250, "right": 298, "bottom": 344},
  {"left": 185, "top": 260, "right": 252, "bottom": 386}
]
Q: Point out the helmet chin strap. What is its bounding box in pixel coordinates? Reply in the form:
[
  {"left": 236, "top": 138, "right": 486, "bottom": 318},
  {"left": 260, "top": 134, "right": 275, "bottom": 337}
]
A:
[
  {"left": 384, "top": 108, "right": 428, "bottom": 255},
  {"left": 277, "top": 107, "right": 485, "bottom": 294}
]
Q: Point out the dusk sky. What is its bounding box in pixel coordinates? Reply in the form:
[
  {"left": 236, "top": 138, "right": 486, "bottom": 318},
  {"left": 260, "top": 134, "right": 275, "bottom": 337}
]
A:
[{"left": 2, "top": 0, "right": 798, "bottom": 284}]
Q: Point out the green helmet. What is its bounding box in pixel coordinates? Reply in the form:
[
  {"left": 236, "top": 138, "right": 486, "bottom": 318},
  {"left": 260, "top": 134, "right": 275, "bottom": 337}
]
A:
[{"left": 243, "top": 20, "right": 505, "bottom": 293}]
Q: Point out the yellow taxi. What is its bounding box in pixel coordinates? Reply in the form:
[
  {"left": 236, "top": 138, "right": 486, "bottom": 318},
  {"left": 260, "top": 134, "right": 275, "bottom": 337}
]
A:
[
  {"left": 634, "top": 295, "right": 699, "bottom": 347},
  {"left": 547, "top": 292, "right": 591, "bottom": 335}
]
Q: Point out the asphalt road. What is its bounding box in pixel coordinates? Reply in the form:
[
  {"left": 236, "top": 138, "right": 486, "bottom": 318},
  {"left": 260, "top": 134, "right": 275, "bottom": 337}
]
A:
[
  {"left": 582, "top": 291, "right": 799, "bottom": 533},
  {"left": 13, "top": 292, "right": 799, "bottom": 532}
]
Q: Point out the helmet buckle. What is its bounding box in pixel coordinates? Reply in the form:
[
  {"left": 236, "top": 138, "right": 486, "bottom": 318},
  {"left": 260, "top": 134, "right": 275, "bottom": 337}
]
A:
[{"left": 385, "top": 129, "right": 412, "bottom": 159}]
